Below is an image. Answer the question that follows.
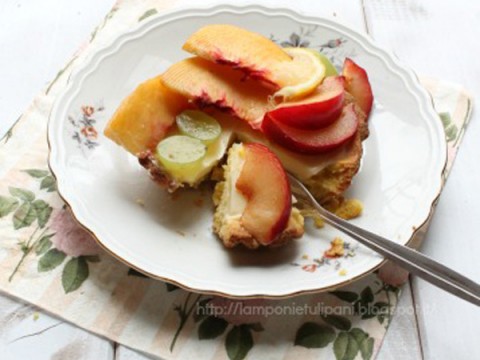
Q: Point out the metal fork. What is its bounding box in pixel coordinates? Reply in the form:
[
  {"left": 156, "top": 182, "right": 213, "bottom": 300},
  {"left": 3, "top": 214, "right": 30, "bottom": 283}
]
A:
[{"left": 287, "top": 173, "right": 480, "bottom": 306}]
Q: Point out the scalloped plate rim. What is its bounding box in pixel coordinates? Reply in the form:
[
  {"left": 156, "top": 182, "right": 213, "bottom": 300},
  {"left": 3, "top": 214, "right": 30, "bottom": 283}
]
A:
[{"left": 48, "top": 4, "right": 447, "bottom": 298}]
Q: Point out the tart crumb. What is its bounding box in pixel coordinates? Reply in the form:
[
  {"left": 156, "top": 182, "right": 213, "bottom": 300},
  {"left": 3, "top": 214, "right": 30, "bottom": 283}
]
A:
[
  {"left": 334, "top": 199, "right": 363, "bottom": 220},
  {"left": 300, "top": 198, "right": 363, "bottom": 229},
  {"left": 338, "top": 269, "right": 347, "bottom": 276},
  {"left": 135, "top": 198, "right": 145, "bottom": 206},
  {"left": 175, "top": 230, "right": 186, "bottom": 237},
  {"left": 313, "top": 217, "right": 325, "bottom": 228},
  {"left": 300, "top": 208, "right": 325, "bottom": 228},
  {"left": 33, "top": 312, "right": 40, "bottom": 321},
  {"left": 324, "top": 237, "right": 345, "bottom": 258},
  {"left": 210, "top": 166, "right": 224, "bottom": 182},
  {"left": 212, "top": 182, "right": 224, "bottom": 206},
  {"left": 302, "top": 254, "right": 309, "bottom": 260}
]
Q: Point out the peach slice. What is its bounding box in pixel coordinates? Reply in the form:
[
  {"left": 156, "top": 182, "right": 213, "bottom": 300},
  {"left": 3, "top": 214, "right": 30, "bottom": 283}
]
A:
[
  {"left": 261, "top": 103, "right": 359, "bottom": 154},
  {"left": 183, "top": 24, "right": 291, "bottom": 88},
  {"left": 160, "top": 57, "right": 272, "bottom": 126},
  {"left": 343, "top": 58, "right": 373, "bottom": 117},
  {"left": 236, "top": 143, "right": 292, "bottom": 245},
  {"left": 266, "top": 76, "right": 345, "bottom": 130},
  {"left": 104, "top": 76, "right": 188, "bottom": 155},
  {"left": 183, "top": 25, "right": 325, "bottom": 96}
]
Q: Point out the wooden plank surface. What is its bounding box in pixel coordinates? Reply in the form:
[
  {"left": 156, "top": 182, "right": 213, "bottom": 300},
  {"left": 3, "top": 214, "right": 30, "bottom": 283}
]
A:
[
  {"left": 364, "top": 1, "right": 480, "bottom": 359},
  {"left": 116, "top": 345, "right": 158, "bottom": 360},
  {"left": 0, "top": 1, "right": 116, "bottom": 359},
  {"left": 0, "top": 294, "right": 114, "bottom": 360},
  {"left": 0, "top": 0, "right": 115, "bottom": 137}
]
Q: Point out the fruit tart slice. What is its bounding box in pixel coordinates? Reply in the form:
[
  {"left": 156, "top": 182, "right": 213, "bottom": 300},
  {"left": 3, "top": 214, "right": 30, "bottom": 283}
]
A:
[
  {"left": 104, "top": 24, "right": 374, "bottom": 250},
  {"left": 213, "top": 143, "right": 304, "bottom": 249}
]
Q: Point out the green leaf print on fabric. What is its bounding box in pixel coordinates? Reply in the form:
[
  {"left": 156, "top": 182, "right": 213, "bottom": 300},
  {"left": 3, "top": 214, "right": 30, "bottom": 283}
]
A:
[
  {"left": 138, "top": 8, "right": 158, "bottom": 22},
  {"left": 360, "top": 286, "right": 374, "bottom": 303},
  {"left": 294, "top": 322, "right": 336, "bottom": 348},
  {"left": 9, "top": 187, "right": 35, "bottom": 202},
  {"left": 40, "top": 175, "right": 57, "bottom": 192},
  {"left": 349, "top": 327, "right": 368, "bottom": 345},
  {"left": 225, "top": 325, "right": 254, "bottom": 360},
  {"left": 0, "top": 196, "right": 19, "bottom": 217},
  {"left": 13, "top": 202, "right": 37, "bottom": 229},
  {"left": 360, "top": 337, "right": 374, "bottom": 360},
  {"left": 331, "top": 282, "right": 399, "bottom": 326},
  {"left": 3, "top": 164, "right": 99, "bottom": 292},
  {"left": 32, "top": 199, "right": 53, "bottom": 228},
  {"left": 333, "top": 328, "right": 373, "bottom": 360},
  {"left": 293, "top": 279, "right": 393, "bottom": 357},
  {"left": 23, "top": 169, "right": 50, "bottom": 178},
  {"left": 35, "top": 234, "right": 54, "bottom": 255},
  {"left": 198, "top": 316, "right": 228, "bottom": 340},
  {"left": 439, "top": 112, "right": 458, "bottom": 142},
  {"left": 38, "top": 249, "right": 67, "bottom": 272},
  {"left": 62, "top": 257, "right": 89, "bottom": 293},
  {"left": 334, "top": 331, "right": 359, "bottom": 360}
]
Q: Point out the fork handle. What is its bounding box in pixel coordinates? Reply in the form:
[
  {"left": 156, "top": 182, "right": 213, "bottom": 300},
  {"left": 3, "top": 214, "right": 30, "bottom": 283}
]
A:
[{"left": 313, "top": 203, "right": 480, "bottom": 306}]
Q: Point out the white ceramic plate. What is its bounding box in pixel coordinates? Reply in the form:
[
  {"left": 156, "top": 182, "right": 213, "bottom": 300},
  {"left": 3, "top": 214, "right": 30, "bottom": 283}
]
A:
[{"left": 48, "top": 5, "right": 447, "bottom": 298}]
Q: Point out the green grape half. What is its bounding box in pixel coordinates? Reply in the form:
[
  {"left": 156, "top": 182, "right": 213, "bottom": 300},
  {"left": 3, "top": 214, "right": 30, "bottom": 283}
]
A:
[
  {"left": 155, "top": 135, "right": 207, "bottom": 182},
  {"left": 176, "top": 110, "right": 222, "bottom": 144}
]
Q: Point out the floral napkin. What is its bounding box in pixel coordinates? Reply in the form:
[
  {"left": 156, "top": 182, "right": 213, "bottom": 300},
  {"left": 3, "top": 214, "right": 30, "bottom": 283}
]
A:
[{"left": 0, "top": 1, "right": 473, "bottom": 359}]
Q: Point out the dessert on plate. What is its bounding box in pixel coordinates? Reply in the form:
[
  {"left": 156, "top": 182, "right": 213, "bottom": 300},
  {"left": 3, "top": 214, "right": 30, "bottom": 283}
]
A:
[{"left": 104, "top": 24, "right": 373, "bottom": 249}]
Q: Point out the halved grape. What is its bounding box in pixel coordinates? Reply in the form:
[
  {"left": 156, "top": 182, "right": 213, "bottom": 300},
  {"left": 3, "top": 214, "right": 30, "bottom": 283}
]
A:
[
  {"left": 176, "top": 110, "right": 221, "bottom": 144},
  {"left": 155, "top": 135, "right": 206, "bottom": 182}
]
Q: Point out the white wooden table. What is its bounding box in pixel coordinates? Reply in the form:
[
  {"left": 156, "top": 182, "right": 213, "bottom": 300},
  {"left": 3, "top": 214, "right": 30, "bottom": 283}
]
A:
[{"left": 1, "top": 0, "right": 479, "bottom": 359}]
